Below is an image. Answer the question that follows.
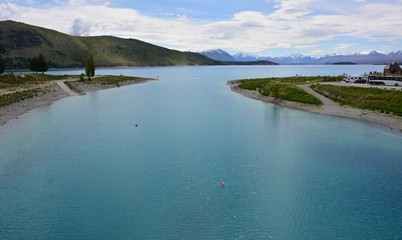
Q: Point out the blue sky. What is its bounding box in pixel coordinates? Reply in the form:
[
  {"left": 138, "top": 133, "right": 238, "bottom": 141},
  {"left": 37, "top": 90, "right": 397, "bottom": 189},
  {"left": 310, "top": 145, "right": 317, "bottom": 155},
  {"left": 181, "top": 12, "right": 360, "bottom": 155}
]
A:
[
  {"left": 118, "top": 0, "right": 278, "bottom": 20},
  {"left": 2, "top": 0, "right": 402, "bottom": 57}
]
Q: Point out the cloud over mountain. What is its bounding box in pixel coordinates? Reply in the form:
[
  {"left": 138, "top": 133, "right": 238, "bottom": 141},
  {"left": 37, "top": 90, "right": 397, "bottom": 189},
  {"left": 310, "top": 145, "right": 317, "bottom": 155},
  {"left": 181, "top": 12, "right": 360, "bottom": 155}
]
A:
[{"left": 1, "top": 0, "right": 402, "bottom": 55}]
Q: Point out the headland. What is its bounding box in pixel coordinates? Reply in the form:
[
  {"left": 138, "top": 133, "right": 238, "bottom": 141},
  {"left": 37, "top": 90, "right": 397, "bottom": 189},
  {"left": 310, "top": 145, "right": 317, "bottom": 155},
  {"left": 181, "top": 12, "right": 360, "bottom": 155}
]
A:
[
  {"left": 0, "top": 76, "right": 155, "bottom": 127},
  {"left": 228, "top": 80, "right": 402, "bottom": 132}
]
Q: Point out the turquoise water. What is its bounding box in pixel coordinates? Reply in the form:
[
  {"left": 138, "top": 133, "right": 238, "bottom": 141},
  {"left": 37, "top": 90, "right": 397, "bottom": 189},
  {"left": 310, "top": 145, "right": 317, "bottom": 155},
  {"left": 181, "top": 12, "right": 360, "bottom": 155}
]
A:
[{"left": 1, "top": 65, "right": 402, "bottom": 239}]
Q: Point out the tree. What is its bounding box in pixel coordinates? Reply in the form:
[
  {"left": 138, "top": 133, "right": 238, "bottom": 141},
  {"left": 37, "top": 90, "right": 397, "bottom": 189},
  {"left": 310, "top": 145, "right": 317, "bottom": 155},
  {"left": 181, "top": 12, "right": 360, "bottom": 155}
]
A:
[
  {"left": 0, "top": 55, "right": 5, "bottom": 73},
  {"left": 85, "top": 54, "right": 95, "bottom": 80},
  {"left": 29, "top": 56, "right": 39, "bottom": 72},
  {"left": 37, "top": 53, "right": 49, "bottom": 74},
  {"left": 30, "top": 54, "right": 48, "bottom": 74}
]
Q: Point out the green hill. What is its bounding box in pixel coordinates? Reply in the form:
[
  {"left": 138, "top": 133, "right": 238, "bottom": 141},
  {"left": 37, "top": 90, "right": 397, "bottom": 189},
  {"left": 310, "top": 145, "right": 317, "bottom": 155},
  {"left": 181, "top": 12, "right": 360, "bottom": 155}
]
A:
[{"left": 0, "top": 20, "right": 218, "bottom": 69}]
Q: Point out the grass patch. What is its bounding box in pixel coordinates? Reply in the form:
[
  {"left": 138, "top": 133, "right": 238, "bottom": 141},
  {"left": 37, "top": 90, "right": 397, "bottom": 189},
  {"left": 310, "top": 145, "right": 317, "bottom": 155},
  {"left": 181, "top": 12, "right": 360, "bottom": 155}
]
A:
[
  {"left": 311, "top": 84, "right": 402, "bottom": 116},
  {"left": 0, "top": 73, "right": 78, "bottom": 88},
  {"left": 263, "top": 82, "right": 322, "bottom": 105},
  {"left": 81, "top": 75, "right": 151, "bottom": 85},
  {"left": 238, "top": 76, "right": 342, "bottom": 90},
  {"left": 237, "top": 76, "right": 335, "bottom": 105}
]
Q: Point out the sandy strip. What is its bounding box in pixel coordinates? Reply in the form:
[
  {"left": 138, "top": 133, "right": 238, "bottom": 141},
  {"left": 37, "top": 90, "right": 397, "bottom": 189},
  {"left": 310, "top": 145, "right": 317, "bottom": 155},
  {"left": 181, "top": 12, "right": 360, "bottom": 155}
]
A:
[
  {"left": 228, "top": 80, "right": 402, "bottom": 132},
  {"left": 0, "top": 78, "right": 155, "bottom": 127},
  {"left": 0, "top": 83, "right": 69, "bottom": 126}
]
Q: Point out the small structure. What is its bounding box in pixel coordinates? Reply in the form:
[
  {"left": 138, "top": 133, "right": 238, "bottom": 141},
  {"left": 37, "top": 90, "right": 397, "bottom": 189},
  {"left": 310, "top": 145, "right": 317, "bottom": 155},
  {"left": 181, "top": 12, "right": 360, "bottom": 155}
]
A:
[{"left": 384, "top": 62, "right": 402, "bottom": 75}]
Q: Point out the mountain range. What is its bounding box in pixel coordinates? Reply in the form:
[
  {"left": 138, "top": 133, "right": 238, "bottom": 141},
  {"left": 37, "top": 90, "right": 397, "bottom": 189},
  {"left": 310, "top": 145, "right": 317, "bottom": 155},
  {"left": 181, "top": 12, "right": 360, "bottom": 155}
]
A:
[
  {"left": 0, "top": 20, "right": 219, "bottom": 69},
  {"left": 3, "top": 20, "right": 396, "bottom": 69},
  {"left": 201, "top": 49, "right": 402, "bottom": 65},
  {"left": 0, "top": 21, "right": 279, "bottom": 69}
]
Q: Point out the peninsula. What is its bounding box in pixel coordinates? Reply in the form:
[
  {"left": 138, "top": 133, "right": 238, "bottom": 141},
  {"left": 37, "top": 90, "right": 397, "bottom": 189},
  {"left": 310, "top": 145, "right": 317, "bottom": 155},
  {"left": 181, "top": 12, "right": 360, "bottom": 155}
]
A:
[
  {"left": 228, "top": 77, "right": 402, "bottom": 132},
  {"left": 0, "top": 74, "right": 156, "bottom": 127}
]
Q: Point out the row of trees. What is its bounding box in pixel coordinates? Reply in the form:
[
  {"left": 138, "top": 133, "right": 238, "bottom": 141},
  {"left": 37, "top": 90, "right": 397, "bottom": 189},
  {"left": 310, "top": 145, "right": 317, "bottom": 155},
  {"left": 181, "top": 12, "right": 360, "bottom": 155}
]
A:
[
  {"left": 30, "top": 53, "right": 49, "bottom": 74},
  {"left": 0, "top": 54, "right": 48, "bottom": 74},
  {"left": 0, "top": 53, "right": 95, "bottom": 78},
  {"left": 30, "top": 53, "right": 95, "bottom": 79}
]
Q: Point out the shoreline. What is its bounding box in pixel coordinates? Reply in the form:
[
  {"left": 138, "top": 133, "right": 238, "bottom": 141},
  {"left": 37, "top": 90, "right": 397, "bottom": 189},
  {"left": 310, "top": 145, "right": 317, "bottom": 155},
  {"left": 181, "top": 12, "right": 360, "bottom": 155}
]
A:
[
  {"left": 2, "top": 77, "right": 402, "bottom": 132},
  {"left": 228, "top": 80, "right": 402, "bottom": 133},
  {"left": 0, "top": 78, "right": 155, "bottom": 127}
]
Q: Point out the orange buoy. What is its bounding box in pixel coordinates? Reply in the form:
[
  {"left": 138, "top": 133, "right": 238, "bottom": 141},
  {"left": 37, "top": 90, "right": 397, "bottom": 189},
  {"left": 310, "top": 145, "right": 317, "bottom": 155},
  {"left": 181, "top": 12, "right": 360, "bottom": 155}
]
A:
[{"left": 221, "top": 181, "right": 225, "bottom": 187}]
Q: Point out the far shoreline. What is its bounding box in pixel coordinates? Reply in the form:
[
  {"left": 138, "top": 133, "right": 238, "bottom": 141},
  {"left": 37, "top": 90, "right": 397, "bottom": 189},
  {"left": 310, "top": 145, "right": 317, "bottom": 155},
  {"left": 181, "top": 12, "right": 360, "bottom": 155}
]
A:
[{"left": 228, "top": 80, "right": 402, "bottom": 133}]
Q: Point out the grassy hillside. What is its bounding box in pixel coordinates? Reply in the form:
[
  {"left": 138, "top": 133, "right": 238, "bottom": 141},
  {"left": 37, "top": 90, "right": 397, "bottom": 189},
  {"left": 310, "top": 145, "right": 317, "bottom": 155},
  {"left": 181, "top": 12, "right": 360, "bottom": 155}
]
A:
[{"left": 0, "top": 20, "right": 217, "bottom": 69}]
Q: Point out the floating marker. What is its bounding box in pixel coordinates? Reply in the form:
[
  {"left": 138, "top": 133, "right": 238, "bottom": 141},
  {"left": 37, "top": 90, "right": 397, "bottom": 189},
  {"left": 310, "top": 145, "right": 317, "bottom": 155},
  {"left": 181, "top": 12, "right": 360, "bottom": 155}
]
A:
[{"left": 221, "top": 181, "right": 225, "bottom": 188}]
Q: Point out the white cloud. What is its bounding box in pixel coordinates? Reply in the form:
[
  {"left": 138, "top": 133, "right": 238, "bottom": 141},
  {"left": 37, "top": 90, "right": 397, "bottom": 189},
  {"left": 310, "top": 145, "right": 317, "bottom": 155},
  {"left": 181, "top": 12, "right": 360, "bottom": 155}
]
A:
[
  {"left": 270, "top": 0, "right": 314, "bottom": 20},
  {"left": 0, "top": 3, "right": 19, "bottom": 19},
  {"left": 335, "top": 43, "right": 357, "bottom": 50},
  {"left": 1, "top": 0, "right": 402, "bottom": 55},
  {"left": 308, "top": 49, "right": 325, "bottom": 57},
  {"left": 70, "top": 18, "right": 92, "bottom": 36}
]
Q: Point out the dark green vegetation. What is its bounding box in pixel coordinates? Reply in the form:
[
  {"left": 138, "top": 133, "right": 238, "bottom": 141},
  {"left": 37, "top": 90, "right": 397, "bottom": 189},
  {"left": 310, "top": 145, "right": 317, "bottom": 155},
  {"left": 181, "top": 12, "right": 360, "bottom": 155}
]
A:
[
  {"left": 238, "top": 76, "right": 343, "bottom": 105},
  {"left": 29, "top": 53, "right": 49, "bottom": 73},
  {"left": 0, "top": 55, "right": 5, "bottom": 73},
  {"left": 311, "top": 84, "right": 402, "bottom": 116},
  {"left": 0, "top": 20, "right": 217, "bottom": 69},
  {"left": 85, "top": 55, "right": 95, "bottom": 80}
]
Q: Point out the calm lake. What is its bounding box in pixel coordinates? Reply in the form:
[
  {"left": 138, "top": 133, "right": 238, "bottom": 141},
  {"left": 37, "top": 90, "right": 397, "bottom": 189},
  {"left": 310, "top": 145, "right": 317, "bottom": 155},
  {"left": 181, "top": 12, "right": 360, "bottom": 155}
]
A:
[{"left": 1, "top": 65, "right": 402, "bottom": 239}]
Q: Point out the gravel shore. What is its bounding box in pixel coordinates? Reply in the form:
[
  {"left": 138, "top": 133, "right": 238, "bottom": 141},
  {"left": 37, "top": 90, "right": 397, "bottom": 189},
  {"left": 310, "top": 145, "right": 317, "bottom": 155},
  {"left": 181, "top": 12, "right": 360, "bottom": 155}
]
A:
[
  {"left": 228, "top": 80, "right": 402, "bottom": 132},
  {"left": 0, "top": 83, "right": 68, "bottom": 126}
]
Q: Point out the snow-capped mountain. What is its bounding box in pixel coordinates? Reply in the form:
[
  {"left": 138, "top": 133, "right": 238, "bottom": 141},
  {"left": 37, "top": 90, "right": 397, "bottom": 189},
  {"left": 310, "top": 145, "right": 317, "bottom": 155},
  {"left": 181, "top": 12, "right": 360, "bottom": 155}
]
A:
[
  {"left": 199, "top": 49, "right": 236, "bottom": 61},
  {"left": 271, "top": 54, "right": 317, "bottom": 65},
  {"left": 313, "top": 51, "right": 390, "bottom": 64},
  {"left": 232, "top": 52, "right": 261, "bottom": 62},
  {"left": 233, "top": 52, "right": 316, "bottom": 64},
  {"left": 200, "top": 49, "right": 402, "bottom": 65}
]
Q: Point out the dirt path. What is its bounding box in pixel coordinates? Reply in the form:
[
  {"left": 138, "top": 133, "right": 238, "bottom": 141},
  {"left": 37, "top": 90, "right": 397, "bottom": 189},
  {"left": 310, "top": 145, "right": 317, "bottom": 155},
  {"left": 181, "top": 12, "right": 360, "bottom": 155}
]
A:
[
  {"left": 56, "top": 81, "right": 79, "bottom": 96},
  {"left": 297, "top": 84, "right": 339, "bottom": 107}
]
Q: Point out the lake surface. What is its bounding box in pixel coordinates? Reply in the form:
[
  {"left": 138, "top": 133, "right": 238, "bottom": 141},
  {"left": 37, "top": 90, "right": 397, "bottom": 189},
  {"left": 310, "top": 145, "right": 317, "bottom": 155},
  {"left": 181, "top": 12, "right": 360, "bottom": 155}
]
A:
[{"left": 1, "top": 65, "right": 402, "bottom": 239}]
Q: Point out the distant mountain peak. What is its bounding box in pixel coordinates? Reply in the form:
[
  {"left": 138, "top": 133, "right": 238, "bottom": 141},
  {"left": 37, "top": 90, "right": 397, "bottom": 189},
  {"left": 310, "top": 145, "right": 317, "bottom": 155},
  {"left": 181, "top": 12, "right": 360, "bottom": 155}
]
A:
[
  {"left": 199, "top": 45, "right": 402, "bottom": 65},
  {"left": 200, "top": 49, "right": 236, "bottom": 61},
  {"left": 367, "top": 50, "right": 384, "bottom": 56}
]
